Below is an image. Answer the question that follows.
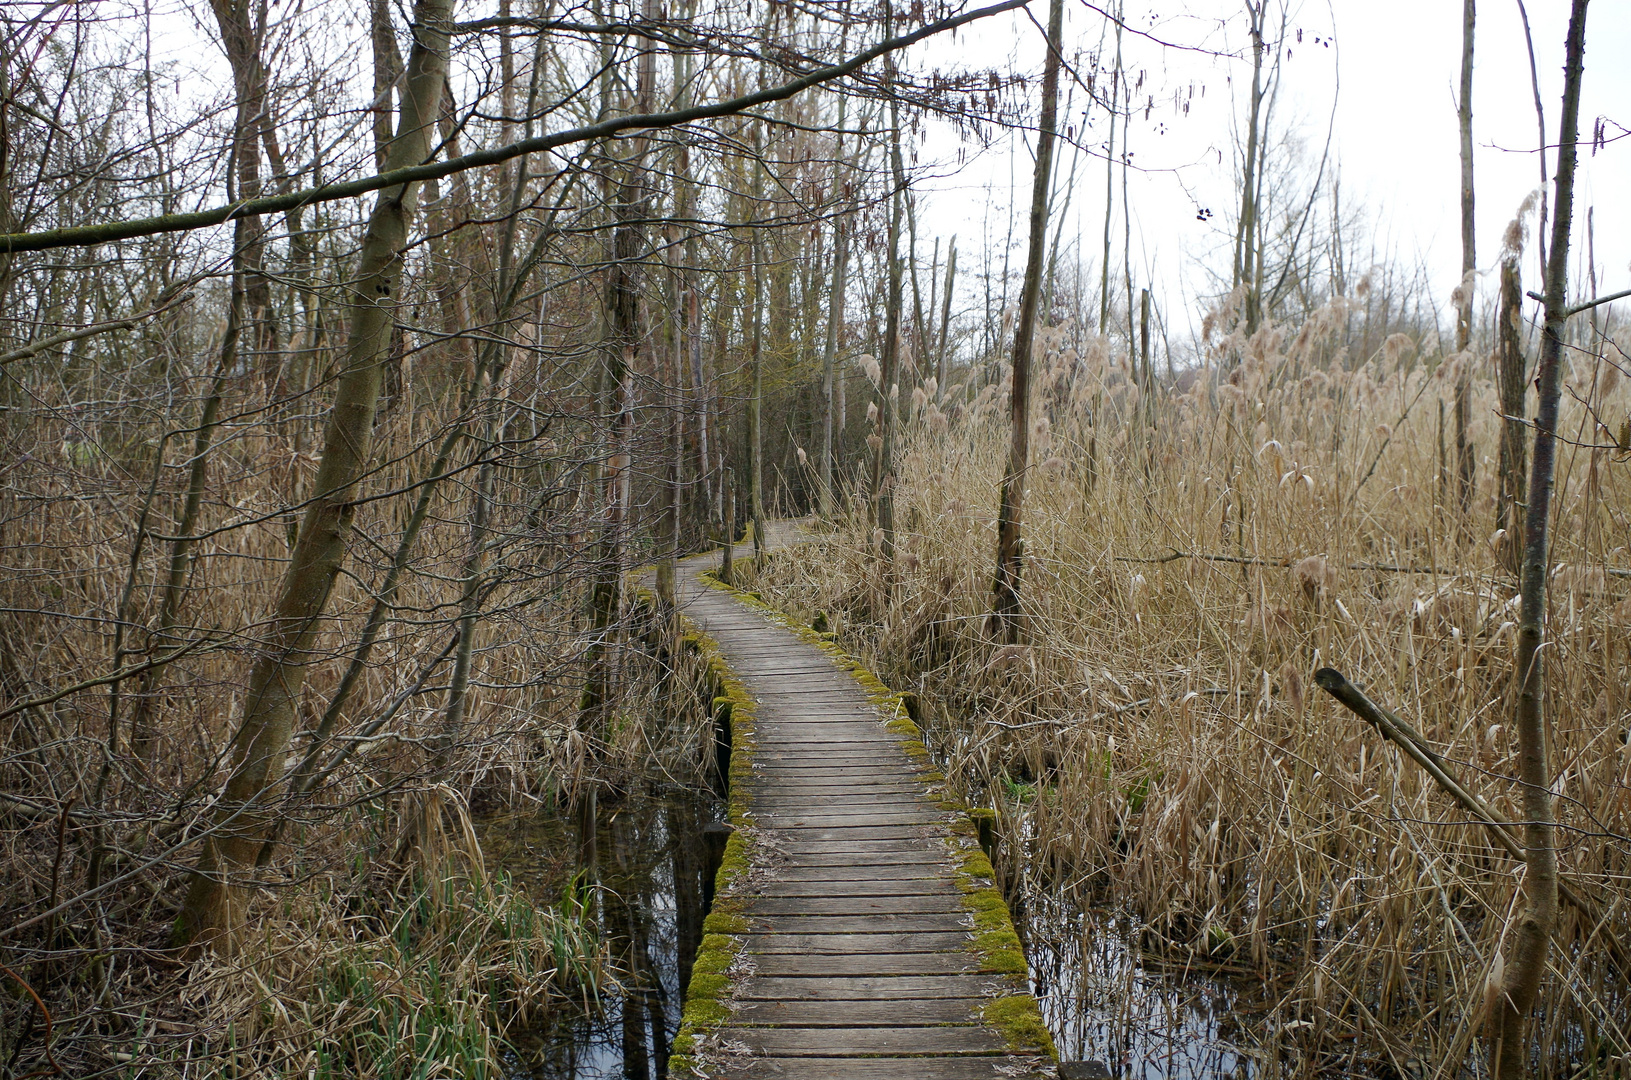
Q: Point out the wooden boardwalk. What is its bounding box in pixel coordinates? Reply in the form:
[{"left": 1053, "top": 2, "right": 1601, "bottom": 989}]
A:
[{"left": 667, "top": 538, "right": 1054, "bottom": 1079}]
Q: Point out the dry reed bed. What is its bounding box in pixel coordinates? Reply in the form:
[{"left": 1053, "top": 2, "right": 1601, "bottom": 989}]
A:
[{"left": 750, "top": 320, "right": 1630, "bottom": 1077}]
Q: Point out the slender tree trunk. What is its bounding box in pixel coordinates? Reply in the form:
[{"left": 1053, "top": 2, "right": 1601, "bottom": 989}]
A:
[
  {"left": 370, "top": 0, "right": 404, "bottom": 171},
  {"left": 1234, "top": 1, "right": 1266, "bottom": 334},
  {"left": 208, "top": 0, "right": 278, "bottom": 381},
  {"left": 1098, "top": 25, "right": 1117, "bottom": 333},
  {"left": 434, "top": 387, "right": 501, "bottom": 780},
  {"left": 582, "top": 0, "right": 655, "bottom": 756},
  {"left": 1489, "top": 3, "right": 1586, "bottom": 1074},
  {"left": 936, "top": 236, "right": 957, "bottom": 402},
  {"left": 906, "top": 189, "right": 928, "bottom": 377},
  {"left": 1454, "top": 0, "right": 1476, "bottom": 524},
  {"left": 988, "top": 0, "right": 1062, "bottom": 642},
  {"left": 820, "top": 215, "right": 850, "bottom": 519},
  {"left": 127, "top": 290, "right": 238, "bottom": 757},
  {"left": 174, "top": 0, "right": 454, "bottom": 950},
  {"left": 871, "top": 93, "right": 906, "bottom": 561},
  {"left": 132, "top": 0, "right": 275, "bottom": 754},
  {"left": 750, "top": 231, "right": 765, "bottom": 557},
  {"left": 1494, "top": 255, "right": 1527, "bottom": 575},
  {"left": 820, "top": 85, "right": 857, "bottom": 520},
  {"left": 1139, "top": 286, "right": 1152, "bottom": 426}
]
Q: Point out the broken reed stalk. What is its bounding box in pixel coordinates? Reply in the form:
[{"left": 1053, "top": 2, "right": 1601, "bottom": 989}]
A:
[{"left": 1312, "top": 667, "right": 1623, "bottom": 968}]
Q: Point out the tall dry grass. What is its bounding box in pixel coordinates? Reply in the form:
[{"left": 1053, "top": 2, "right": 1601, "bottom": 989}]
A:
[{"left": 750, "top": 299, "right": 1631, "bottom": 1077}]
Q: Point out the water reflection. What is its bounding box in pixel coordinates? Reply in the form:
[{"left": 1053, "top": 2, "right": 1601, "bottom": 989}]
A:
[
  {"left": 1020, "top": 883, "right": 1254, "bottom": 1079},
  {"left": 497, "top": 783, "right": 720, "bottom": 1079}
]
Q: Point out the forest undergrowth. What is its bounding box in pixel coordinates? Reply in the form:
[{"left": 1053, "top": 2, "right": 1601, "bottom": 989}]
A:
[
  {"left": 745, "top": 298, "right": 1631, "bottom": 1079},
  {"left": 0, "top": 354, "right": 719, "bottom": 1076}
]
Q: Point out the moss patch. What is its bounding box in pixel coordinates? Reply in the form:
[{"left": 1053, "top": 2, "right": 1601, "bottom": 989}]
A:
[{"left": 982, "top": 994, "right": 1058, "bottom": 1057}]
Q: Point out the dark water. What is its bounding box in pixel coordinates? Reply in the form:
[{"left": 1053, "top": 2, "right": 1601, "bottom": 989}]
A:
[
  {"left": 1019, "top": 884, "right": 1254, "bottom": 1079},
  {"left": 497, "top": 784, "right": 721, "bottom": 1079},
  {"left": 493, "top": 788, "right": 1250, "bottom": 1080}
]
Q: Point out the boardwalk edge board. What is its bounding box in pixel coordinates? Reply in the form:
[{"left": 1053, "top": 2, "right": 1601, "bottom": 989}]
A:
[
  {"left": 625, "top": 581, "right": 762, "bottom": 1077},
  {"left": 661, "top": 562, "right": 1056, "bottom": 1072}
]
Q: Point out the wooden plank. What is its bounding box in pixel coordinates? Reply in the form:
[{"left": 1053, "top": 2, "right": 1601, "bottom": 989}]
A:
[
  {"left": 753, "top": 806, "right": 939, "bottom": 821},
  {"left": 776, "top": 861, "right": 952, "bottom": 874},
  {"left": 754, "top": 813, "right": 945, "bottom": 829},
  {"left": 716, "top": 1026, "right": 1006, "bottom": 1056},
  {"left": 755, "top": 827, "right": 942, "bottom": 844},
  {"left": 752, "top": 879, "right": 961, "bottom": 899},
  {"left": 737, "top": 974, "right": 1008, "bottom": 1000},
  {"left": 741, "top": 914, "right": 973, "bottom": 935},
  {"left": 749, "top": 951, "right": 980, "bottom": 977},
  {"left": 729, "top": 997, "right": 983, "bottom": 1026},
  {"left": 720, "top": 1058, "right": 1047, "bottom": 1080},
  {"left": 770, "top": 839, "right": 943, "bottom": 855},
  {"left": 747, "top": 895, "right": 964, "bottom": 916},
  {"left": 742, "top": 931, "right": 972, "bottom": 954}
]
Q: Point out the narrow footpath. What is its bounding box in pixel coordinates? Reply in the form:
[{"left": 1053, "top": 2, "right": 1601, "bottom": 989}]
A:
[{"left": 669, "top": 535, "right": 1054, "bottom": 1079}]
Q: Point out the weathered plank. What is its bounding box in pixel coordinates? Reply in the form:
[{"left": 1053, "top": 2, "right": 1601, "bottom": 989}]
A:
[
  {"left": 717, "top": 1026, "right": 1006, "bottom": 1055},
  {"left": 738, "top": 974, "right": 1008, "bottom": 1000},
  {"left": 723, "top": 1058, "right": 1050, "bottom": 1079},
  {"left": 729, "top": 997, "right": 982, "bottom": 1025},
  {"left": 742, "top": 931, "right": 974, "bottom": 953}
]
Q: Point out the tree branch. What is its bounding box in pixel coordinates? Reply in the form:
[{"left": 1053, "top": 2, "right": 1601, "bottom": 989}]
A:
[
  {"left": 0, "top": 286, "right": 195, "bottom": 365},
  {"left": 0, "top": 0, "right": 1028, "bottom": 254}
]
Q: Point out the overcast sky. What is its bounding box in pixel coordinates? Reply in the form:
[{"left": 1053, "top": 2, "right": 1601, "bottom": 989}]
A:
[
  {"left": 131, "top": 0, "right": 1626, "bottom": 357},
  {"left": 908, "top": 0, "right": 1629, "bottom": 354}
]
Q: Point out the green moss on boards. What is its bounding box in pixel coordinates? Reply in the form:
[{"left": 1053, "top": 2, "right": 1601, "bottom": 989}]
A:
[
  {"left": 666, "top": 595, "right": 759, "bottom": 1075},
  {"left": 982, "top": 994, "right": 1058, "bottom": 1057},
  {"left": 698, "top": 566, "right": 1057, "bottom": 1064}
]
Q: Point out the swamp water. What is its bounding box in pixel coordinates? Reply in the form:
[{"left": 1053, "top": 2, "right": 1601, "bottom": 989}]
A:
[
  {"left": 482, "top": 783, "right": 725, "bottom": 1079},
  {"left": 1019, "top": 883, "right": 1255, "bottom": 1079},
  {"left": 483, "top": 785, "right": 1252, "bottom": 1079}
]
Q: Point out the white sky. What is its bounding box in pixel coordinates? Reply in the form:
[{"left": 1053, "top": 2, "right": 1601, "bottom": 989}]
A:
[
  {"left": 907, "top": 0, "right": 1630, "bottom": 352},
  {"left": 122, "top": 0, "right": 1627, "bottom": 355}
]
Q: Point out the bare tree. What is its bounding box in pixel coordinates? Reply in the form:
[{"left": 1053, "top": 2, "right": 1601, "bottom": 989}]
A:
[
  {"left": 174, "top": 0, "right": 457, "bottom": 949},
  {"left": 988, "top": 0, "right": 1063, "bottom": 643},
  {"left": 1488, "top": 1, "right": 1588, "bottom": 1074},
  {"left": 1453, "top": 0, "right": 1475, "bottom": 524}
]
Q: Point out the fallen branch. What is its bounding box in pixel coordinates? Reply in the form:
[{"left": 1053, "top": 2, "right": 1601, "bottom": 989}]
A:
[
  {"left": 1112, "top": 549, "right": 1446, "bottom": 575},
  {"left": 0, "top": 0, "right": 1028, "bottom": 254},
  {"left": 1313, "top": 667, "right": 1624, "bottom": 967},
  {"left": 0, "top": 637, "right": 213, "bottom": 724}
]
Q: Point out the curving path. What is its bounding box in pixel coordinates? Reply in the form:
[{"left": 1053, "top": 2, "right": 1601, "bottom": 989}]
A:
[{"left": 671, "top": 531, "right": 1054, "bottom": 1079}]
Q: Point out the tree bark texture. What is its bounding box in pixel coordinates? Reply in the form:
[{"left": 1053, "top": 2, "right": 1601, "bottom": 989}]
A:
[
  {"left": 1494, "top": 255, "right": 1528, "bottom": 576},
  {"left": 1454, "top": 0, "right": 1476, "bottom": 521},
  {"left": 871, "top": 91, "right": 905, "bottom": 561},
  {"left": 988, "top": 0, "right": 1062, "bottom": 643}
]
